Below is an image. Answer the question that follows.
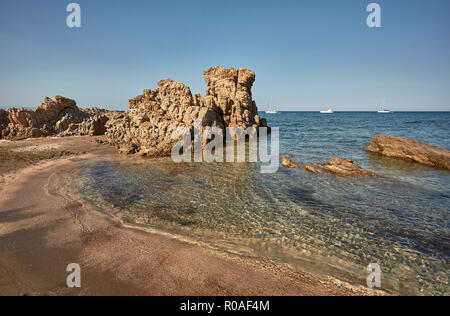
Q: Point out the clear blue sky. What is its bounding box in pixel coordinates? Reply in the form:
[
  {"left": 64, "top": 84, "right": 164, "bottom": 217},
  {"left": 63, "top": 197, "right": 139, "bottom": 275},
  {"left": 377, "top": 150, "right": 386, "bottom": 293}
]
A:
[{"left": 1, "top": 0, "right": 449, "bottom": 111}]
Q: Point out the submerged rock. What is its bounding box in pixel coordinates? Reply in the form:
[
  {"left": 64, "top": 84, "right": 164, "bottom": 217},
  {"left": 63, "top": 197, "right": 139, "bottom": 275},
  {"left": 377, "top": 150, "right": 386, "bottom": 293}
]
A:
[
  {"left": 105, "top": 66, "right": 267, "bottom": 157},
  {"left": 295, "top": 158, "right": 373, "bottom": 177},
  {"left": 365, "top": 135, "right": 450, "bottom": 170},
  {"left": 0, "top": 96, "right": 113, "bottom": 139}
]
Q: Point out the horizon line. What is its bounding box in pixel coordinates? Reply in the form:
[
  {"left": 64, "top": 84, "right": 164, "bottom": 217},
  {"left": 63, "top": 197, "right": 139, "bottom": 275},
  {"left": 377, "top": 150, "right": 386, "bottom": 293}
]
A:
[{"left": 1, "top": 106, "right": 449, "bottom": 113}]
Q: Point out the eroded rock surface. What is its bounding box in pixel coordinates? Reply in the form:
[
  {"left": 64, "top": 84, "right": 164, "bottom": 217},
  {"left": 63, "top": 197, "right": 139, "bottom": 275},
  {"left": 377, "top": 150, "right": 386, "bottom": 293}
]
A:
[
  {"left": 317, "top": 157, "right": 374, "bottom": 177},
  {"left": 203, "top": 66, "right": 263, "bottom": 128},
  {"left": 0, "top": 96, "right": 112, "bottom": 139},
  {"left": 106, "top": 66, "right": 267, "bottom": 157},
  {"left": 282, "top": 155, "right": 371, "bottom": 177},
  {"left": 365, "top": 135, "right": 450, "bottom": 170}
]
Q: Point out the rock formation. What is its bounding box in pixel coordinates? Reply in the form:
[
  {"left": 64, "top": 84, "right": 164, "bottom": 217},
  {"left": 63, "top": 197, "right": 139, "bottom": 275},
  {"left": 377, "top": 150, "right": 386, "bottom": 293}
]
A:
[
  {"left": 0, "top": 96, "right": 112, "bottom": 140},
  {"left": 365, "top": 135, "right": 450, "bottom": 170},
  {"left": 203, "top": 66, "right": 263, "bottom": 128},
  {"left": 105, "top": 66, "right": 268, "bottom": 157},
  {"left": 316, "top": 157, "right": 374, "bottom": 177}
]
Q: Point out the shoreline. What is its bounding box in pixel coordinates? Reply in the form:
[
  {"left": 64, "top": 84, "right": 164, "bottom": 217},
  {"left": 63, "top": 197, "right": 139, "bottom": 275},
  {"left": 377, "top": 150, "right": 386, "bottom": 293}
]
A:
[{"left": 0, "top": 136, "right": 387, "bottom": 296}]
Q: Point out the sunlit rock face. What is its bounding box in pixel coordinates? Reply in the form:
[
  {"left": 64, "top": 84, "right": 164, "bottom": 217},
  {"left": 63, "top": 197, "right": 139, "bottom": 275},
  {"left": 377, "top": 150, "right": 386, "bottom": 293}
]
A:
[
  {"left": 105, "top": 66, "right": 268, "bottom": 157},
  {"left": 203, "top": 66, "right": 263, "bottom": 129},
  {"left": 0, "top": 96, "right": 112, "bottom": 139}
]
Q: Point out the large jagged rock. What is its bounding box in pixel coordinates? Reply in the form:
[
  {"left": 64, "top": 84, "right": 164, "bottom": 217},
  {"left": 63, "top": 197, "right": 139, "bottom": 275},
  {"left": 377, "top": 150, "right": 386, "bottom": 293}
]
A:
[
  {"left": 106, "top": 66, "right": 267, "bottom": 157},
  {"left": 0, "top": 96, "right": 112, "bottom": 139},
  {"left": 106, "top": 79, "right": 224, "bottom": 156},
  {"left": 366, "top": 135, "right": 450, "bottom": 170},
  {"left": 203, "top": 66, "right": 265, "bottom": 128}
]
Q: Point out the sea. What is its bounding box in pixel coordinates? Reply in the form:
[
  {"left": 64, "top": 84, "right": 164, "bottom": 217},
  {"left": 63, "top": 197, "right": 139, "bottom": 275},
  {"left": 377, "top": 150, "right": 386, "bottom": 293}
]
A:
[{"left": 55, "top": 112, "right": 450, "bottom": 295}]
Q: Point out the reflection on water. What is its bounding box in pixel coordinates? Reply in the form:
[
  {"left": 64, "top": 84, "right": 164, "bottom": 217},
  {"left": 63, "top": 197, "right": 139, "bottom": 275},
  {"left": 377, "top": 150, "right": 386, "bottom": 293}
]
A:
[{"left": 56, "top": 112, "right": 449, "bottom": 295}]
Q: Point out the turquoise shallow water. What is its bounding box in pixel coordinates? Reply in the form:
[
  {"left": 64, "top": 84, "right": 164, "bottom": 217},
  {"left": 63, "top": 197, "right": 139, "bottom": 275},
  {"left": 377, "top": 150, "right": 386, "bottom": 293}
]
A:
[{"left": 58, "top": 112, "right": 449, "bottom": 295}]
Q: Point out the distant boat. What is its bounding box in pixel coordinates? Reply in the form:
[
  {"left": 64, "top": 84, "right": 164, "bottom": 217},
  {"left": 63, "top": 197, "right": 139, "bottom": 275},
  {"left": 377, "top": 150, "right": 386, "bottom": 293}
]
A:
[
  {"left": 265, "top": 97, "right": 279, "bottom": 114},
  {"left": 378, "top": 99, "right": 392, "bottom": 113},
  {"left": 320, "top": 108, "right": 334, "bottom": 114}
]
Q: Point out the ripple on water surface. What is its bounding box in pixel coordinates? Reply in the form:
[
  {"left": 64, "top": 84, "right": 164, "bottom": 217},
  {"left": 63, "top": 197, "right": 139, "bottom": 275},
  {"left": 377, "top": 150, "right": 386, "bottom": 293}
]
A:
[
  {"left": 54, "top": 112, "right": 450, "bottom": 295},
  {"left": 55, "top": 153, "right": 449, "bottom": 296}
]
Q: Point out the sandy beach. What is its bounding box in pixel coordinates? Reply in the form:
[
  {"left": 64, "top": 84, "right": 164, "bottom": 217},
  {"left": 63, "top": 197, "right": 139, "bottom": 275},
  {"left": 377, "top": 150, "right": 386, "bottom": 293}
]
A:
[{"left": 0, "top": 136, "right": 386, "bottom": 296}]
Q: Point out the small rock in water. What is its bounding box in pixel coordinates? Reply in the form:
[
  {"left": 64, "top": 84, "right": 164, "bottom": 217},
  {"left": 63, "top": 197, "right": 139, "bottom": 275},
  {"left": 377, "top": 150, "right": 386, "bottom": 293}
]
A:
[
  {"left": 281, "top": 155, "right": 300, "bottom": 169},
  {"left": 316, "top": 157, "right": 374, "bottom": 177}
]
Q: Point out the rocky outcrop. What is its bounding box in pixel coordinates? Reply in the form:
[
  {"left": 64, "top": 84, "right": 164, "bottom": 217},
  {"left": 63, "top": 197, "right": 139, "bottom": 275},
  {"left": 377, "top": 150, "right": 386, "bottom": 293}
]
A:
[
  {"left": 105, "top": 66, "right": 267, "bottom": 157},
  {"left": 0, "top": 96, "right": 112, "bottom": 139},
  {"left": 57, "top": 108, "right": 111, "bottom": 137},
  {"left": 365, "top": 135, "right": 450, "bottom": 170},
  {"left": 316, "top": 157, "right": 374, "bottom": 177},
  {"left": 203, "top": 66, "right": 265, "bottom": 128}
]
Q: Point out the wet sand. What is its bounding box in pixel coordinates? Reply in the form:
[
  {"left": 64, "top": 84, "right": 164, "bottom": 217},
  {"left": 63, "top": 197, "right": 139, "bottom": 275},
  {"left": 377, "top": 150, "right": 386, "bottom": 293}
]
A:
[{"left": 0, "top": 136, "right": 387, "bottom": 296}]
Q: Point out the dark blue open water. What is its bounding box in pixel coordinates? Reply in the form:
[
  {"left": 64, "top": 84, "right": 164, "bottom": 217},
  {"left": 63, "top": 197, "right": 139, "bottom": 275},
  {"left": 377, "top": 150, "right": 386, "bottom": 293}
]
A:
[{"left": 58, "top": 112, "right": 449, "bottom": 295}]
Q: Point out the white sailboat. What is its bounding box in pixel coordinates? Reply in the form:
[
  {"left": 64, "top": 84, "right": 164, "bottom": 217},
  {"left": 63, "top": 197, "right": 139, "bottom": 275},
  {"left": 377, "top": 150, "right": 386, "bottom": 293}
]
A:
[
  {"left": 378, "top": 100, "right": 392, "bottom": 113},
  {"left": 378, "top": 107, "right": 392, "bottom": 113},
  {"left": 320, "top": 108, "right": 334, "bottom": 114},
  {"left": 265, "top": 97, "right": 279, "bottom": 114}
]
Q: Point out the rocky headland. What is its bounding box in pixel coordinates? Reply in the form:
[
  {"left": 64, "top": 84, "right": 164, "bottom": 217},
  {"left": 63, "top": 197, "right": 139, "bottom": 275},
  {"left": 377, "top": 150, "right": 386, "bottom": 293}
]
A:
[
  {"left": 105, "top": 66, "right": 267, "bottom": 157},
  {"left": 0, "top": 66, "right": 267, "bottom": 158},
  {"left": 366, "top": 135, "right": 450, "bottom": 170}
]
